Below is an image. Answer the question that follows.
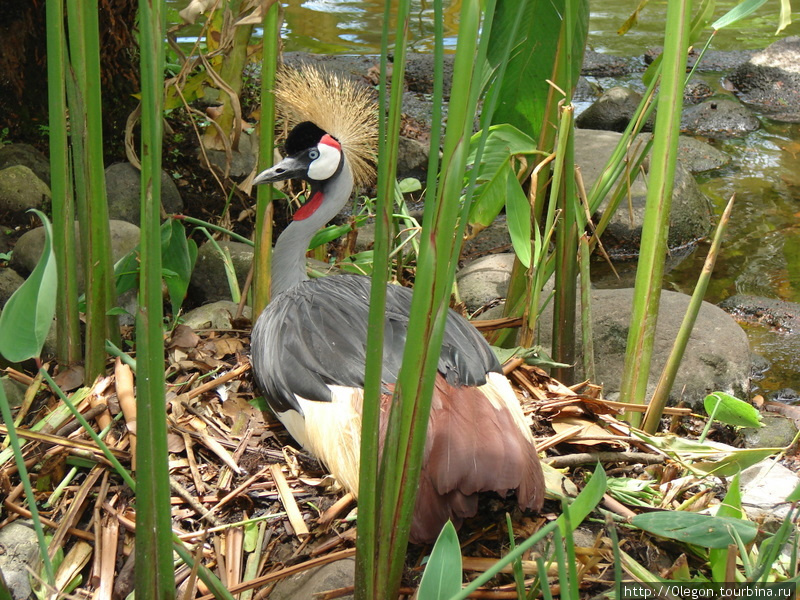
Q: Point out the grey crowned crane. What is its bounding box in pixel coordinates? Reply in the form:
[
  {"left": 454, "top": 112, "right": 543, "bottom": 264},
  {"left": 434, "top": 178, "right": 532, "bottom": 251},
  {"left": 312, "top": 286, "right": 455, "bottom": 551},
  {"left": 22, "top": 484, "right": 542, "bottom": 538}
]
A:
[{"left": 250, "top": 65, "right": 544, "bottom": 544}]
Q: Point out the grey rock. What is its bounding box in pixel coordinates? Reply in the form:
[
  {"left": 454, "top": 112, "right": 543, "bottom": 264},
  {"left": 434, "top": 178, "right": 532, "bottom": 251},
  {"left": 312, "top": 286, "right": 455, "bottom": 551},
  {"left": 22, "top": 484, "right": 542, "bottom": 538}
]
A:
[
  {"left": 581, "top": 50, "right": 636, "bottom": 77},
  {"left": 0, "top": 520, "right": 38, "bottom": 600},
  {"left": 456, "top": 253, "right": 516, "bottom": 312},
  {"left": 683, "top": 79, "right": 714, "bottom": 105},
  {"left": 573, "top": 77, "right": 602, "bottom": 104},
  {"left": 463, "top": 215, "right": 513, "bottom": 260},
  {"left": 269, "top": 557, "right": 355, "bottom": 600},
  {"left": 396, "top": 136, "right": 430, "bottom": 181},
  {"left": 636, "top": 133, "right": 730, "bottom": 173},
  {"left": 188, "top": 240, "right": 253, "bottom": 304},
  {"left": 10, "top": 220, "right": 140, "bottom": 290},
  {"left": 466, "top": 268, "right": 751, "bottom": 407},
  {"left": 105, "top": 162, "right": 184, "bottom": 225},
  {"left": 719, "top": 294, "right": 800, "bottom": 332},
  {"left": 200, "top": 131, "right": 260, "bottom": 179},
  {"left": 181, "top": 300, "right": 252, "bottom": 330},
  {"left": 740, "top": 414, "right": 798, "bottom": 449},
  {"left": 537, "top": 287, "right": 751, "bottom": 408},
  {"left": 575, "top": 129, "right": 712, "bottom": 260},
  {"left": 0, "top": 165, "right": 51, "bottom": 219},
  {"left": 406, "top": 53, "right": 455, "bottom": 98},
  {"left": 728, "top": 36, "right": 800, "bottom": 122},
  {"left": 576, "top": 87, "right": 653, "bottom": 133},
  {"left": 0, "top": 143, "right": 51, "bottom": 186},
  {"left": 0, "top": 267, "right": 25, "bottom": 307},
  {"left": 737, "top": 458, "right": 800, "bottom": 523},
  {"left": 681, "top": 98, "right": 760, "bottom": 137}
]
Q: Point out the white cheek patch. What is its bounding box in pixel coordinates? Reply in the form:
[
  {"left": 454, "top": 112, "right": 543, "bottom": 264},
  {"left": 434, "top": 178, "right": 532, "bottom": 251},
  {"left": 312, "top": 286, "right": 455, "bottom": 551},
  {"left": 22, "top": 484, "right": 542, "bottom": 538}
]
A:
[{"left": 307, "top": 143, "right": 341, "bottom": 181}]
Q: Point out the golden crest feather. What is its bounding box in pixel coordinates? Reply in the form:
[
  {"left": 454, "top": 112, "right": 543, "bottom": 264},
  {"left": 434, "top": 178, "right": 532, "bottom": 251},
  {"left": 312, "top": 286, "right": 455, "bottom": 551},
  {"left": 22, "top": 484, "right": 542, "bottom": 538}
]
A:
[{"left": 274, "top": 64, "right": 378, "bottom": 188}]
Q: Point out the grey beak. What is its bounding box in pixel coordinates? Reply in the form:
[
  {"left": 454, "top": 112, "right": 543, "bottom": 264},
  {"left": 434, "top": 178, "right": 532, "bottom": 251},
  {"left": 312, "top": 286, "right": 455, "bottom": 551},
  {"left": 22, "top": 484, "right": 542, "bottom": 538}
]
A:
[{"left": 252, "top": 156, "right": 307, "bottom": 185}]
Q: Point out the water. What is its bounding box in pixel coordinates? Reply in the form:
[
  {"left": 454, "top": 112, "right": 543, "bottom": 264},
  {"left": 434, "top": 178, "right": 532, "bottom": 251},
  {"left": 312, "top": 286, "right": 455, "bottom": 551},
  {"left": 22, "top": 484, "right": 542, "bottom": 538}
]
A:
[
  {"left": 166, "top": 0, "right": 800, "bottom": 396},
  {"left": 167, "top": 0, "right": 800, "bottom": 54}
]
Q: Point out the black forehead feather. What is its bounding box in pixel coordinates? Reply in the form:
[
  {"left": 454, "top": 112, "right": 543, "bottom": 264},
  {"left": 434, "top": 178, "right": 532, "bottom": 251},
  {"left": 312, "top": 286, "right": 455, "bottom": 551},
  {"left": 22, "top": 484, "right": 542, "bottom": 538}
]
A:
[{"left": 285, "top": 121, "right": 327, "bottom": 155}]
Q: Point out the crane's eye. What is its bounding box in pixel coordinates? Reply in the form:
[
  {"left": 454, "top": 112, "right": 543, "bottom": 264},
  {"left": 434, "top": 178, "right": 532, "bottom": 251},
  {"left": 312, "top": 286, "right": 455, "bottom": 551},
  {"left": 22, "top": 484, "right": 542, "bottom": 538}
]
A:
[{"left": 308, "top": 149, "right": 320, "bottom": 160}]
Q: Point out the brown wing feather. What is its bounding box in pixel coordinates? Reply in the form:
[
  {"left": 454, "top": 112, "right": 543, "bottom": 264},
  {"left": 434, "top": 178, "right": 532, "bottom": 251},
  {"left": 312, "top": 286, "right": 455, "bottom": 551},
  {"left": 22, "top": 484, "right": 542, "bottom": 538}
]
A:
[{"left": 379, "top": 374, "right": 545, "bottom": 544}]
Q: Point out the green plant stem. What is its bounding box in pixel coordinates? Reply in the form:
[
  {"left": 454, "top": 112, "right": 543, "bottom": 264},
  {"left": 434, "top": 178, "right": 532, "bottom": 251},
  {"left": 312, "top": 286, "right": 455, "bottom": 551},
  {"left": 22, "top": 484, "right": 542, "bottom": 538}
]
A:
[
  {"left": 551, "top": 104, "right": 578, "bottom": 383},
  {"left": 618, "top": 0, "right": 692, "bottom": 425},
  {"left": 135, "top": 0, "right": 175, "bottom": 597},
  {"left": 65, "top": 0, "right": 119, "bottom": 380},
  {"left": 579, "top": 234, "right": 596, "bottom": 382},
  {"left": 642, "top": 195, "right": 735, "bottom": 433},
  {"left": 252, "top": 1, "right": 279, "bottom": 316},
  {"left": 355, "top": 0, "right": 411, "bottom": 594},
  {"left": 0, "top": 385, "right": 55, "bottom": 587},
  {"left": 46, "top": 0, "right": 81, "bottom": 366}
]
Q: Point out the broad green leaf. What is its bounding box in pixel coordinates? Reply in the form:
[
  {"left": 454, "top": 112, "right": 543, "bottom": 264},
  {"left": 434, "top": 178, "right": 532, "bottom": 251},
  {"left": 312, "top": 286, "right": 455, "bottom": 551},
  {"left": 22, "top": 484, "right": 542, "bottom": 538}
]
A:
[
  {"left": 704, "top": 392, "right": 763, "bottom": 429},
  {"left": 417, "top": 520, "right": 462, "bottom": 600},
  {"left": 504, "top": 166, "right": 531, "bottom": 267},
  {"left": 162, "top": 219, "right": 198, "bottom": 316},
  {"left": 467, "top": 124, "right": 539, "bottom": 233},
  {"left": 557, "top": 462, "right": 606, "bottom": 534},
  {"left": 712, "top": 0, "right": 768, "bottom": 30},
  {"left": 0, "top": 210, "right": 57, "bottom": 362},
  {"left": 487, "top": 0, "right": 589, "bottom": 137},
  {"left": 114, "top": 219, "right": 198, "bottom": 315},
  {"left": 631, "top": 511, "right": 757, "bottom": 549}
]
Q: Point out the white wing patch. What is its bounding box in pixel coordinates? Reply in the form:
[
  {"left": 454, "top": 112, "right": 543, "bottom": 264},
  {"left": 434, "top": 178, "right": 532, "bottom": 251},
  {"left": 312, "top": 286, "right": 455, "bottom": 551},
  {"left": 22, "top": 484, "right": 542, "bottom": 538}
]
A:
[{"left": 277, "top": 387, "right": 363, "bottom": 496}]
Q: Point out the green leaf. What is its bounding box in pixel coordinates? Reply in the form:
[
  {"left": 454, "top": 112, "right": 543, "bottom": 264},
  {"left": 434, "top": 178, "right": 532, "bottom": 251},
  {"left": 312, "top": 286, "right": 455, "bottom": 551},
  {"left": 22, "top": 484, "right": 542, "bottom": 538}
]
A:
[
  {"left": 631, "top": 511, "right": 757, "bottom": 549},
  {"left": 710, "top": 473, "right": 745, "bottom": 582},
  {"left": 0, "top": 210, "right": 57, "bottom": 362},
  {"left": 398, "top": 177, "right": 422, "bottom": 194},
  {"left": 162, "top": 219, "right": 198, "bottom": 316},
  {"left": 487, "top": 0, "right": 589, "bottom": 137},
  {"left": 711, "top": 0, "right": 768, "bottom": 30},
  {"left": 467, "top": 124, "right": 539, "bottom": 234},
  {"left": 633, "top": 431, "right": 781, "bottom": 477},
  {"left": 704, "top": 392, "right": 763, "bottom": 429},
  {"left": 557, "top": 462, "right": 606, "bottom": 535},
  {"left": 417, "top": 520, "right": 462, "bottom": 600},
  {"left": 505, "top": 166, "right": 531, "bottom": 267}
]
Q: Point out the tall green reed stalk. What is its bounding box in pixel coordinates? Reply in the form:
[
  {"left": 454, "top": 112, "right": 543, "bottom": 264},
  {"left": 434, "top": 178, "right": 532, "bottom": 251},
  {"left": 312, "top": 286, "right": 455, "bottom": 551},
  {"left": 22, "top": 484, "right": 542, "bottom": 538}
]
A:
[
  {"left": 45, "top": 0, "right": 81, "bottom": 366},
  {"left": 356, "top": 0, "right": 529, "bottom": 595},
  {"left": 64, "top": 0, "right": 119, "bottom": 380},
  {"left": 252, "top": 2, "right": 280, "bottom": 316},
  {"left": 355, "top": 0, "right": 412, "bottom": 593},
  {"left": 618, "top": 0, "right": 692, "bottom": 425},
  {"left": 135, "top": 0, "right": 175, "bottom": 596}
]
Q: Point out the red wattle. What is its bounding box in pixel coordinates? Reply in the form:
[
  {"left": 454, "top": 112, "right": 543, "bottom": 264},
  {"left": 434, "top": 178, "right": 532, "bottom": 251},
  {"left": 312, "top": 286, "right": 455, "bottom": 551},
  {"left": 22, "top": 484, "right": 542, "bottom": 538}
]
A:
[{"left": 294, "top": 191, "right": 324, "bottom": 221}]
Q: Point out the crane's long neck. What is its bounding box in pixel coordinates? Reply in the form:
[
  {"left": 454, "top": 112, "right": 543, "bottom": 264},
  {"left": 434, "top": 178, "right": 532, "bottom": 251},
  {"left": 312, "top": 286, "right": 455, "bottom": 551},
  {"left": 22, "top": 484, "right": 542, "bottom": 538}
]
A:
[{"left": 272, "top": 161, "right": 354, "bottom": 296}]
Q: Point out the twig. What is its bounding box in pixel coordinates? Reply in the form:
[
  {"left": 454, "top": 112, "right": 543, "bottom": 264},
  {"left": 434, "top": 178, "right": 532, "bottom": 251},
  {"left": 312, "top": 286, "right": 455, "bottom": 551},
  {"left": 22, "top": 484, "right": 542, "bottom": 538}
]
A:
[{"left": 544, "top": 452, "right": 665, "bottom": 469}]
